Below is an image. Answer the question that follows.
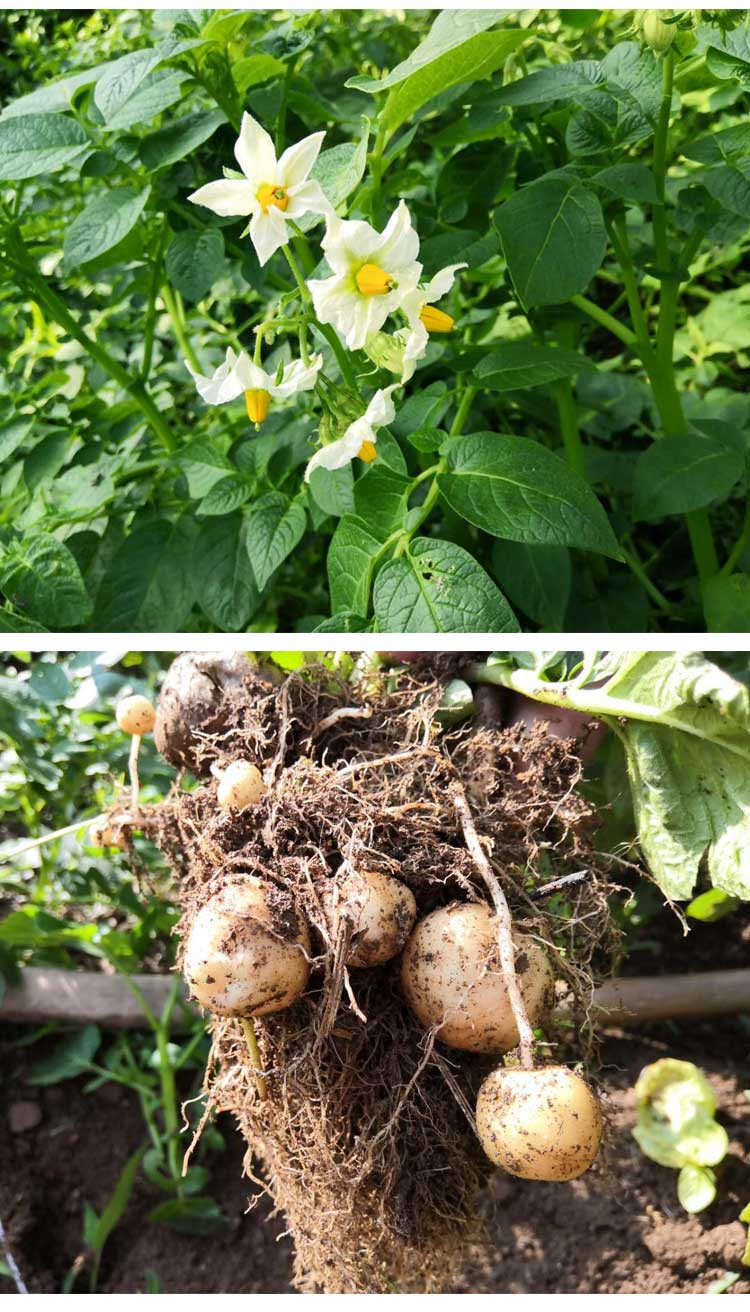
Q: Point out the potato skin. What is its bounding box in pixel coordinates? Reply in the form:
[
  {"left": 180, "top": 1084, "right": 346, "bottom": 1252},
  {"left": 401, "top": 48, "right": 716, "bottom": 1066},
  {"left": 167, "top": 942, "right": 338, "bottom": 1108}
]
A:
[
  {"left": 333, "top": 870, "right": 417, "bottom": 968},
  {"left": 476, "top": 1065, "right": 603, "bottom": 1181},
  {"left": 216, "top": 760, "right": 266, "bottom": 810},
  {"left": 153, "top": 652, "right": 252, "bottom": 774},
  {"left": 116, "top": 694, "right": 156, "bottom": 736},
  {"left": 88, "top": 820, "right": 126, "bottom": 850},
  {"left": 400, "top": 902, "right": 554, "bottom": 1053},
  {"left": 183, "top": 878, "right": 310, "bottom": 1018}
]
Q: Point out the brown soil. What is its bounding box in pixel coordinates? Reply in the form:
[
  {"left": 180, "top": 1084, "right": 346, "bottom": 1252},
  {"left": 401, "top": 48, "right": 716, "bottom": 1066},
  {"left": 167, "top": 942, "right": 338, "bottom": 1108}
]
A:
[{"left": 2, "top": 1017, "right": 748, "bottom": 1295}]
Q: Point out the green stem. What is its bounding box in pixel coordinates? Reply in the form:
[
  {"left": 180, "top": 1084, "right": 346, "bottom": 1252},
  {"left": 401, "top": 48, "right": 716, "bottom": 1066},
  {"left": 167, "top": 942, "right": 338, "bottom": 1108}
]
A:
[
  {"left": 450, "top": 386, "right": 477, "bottom": 437},
  {"left": 8, "top": 249, "right": 176, "bottom": 453},
  {"left": 162, "top": 282, "right": 201, "bottom": 374},
  {"left": 141, "top": 218, "right": 169, "bottom": 383},
  {"left": 554, "top": 378, "right": 585, "bottom": 478},
  {"left": 652, "top": 50, "right": 674, "bottom": 276},
  {"left": 569, "top": 294, "right": 637, "bottom": 349},
  {"left": 281, "top": 245, "right": 359, "bottom": 391}
]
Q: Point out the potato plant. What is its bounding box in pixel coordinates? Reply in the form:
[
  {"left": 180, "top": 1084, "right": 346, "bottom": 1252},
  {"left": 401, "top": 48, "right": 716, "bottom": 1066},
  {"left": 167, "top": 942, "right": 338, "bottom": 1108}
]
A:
[{"left": 1, "top": 9, "right": 750, "bottom": 632}]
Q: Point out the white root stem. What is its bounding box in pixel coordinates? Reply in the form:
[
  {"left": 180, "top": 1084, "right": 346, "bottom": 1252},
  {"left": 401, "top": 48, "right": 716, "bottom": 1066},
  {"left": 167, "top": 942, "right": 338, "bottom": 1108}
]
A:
[
  {"left": 452, "top": 783, "right": 536, "bottom": 1070},
  {"left": 0, "top": 1213, "right": 28, "bottom": 1294},
  {"left": 240, "top": 1017, "right": 268, "bottom": 1101},
  {"left": 315, "top": 705, "right": 373, "bottom": 735},
  {"left": 3, "top": 813, "right": 109, "bottom": 861},
  {"left": 128, "top": 734, "right": 142, "bottom": 809}
]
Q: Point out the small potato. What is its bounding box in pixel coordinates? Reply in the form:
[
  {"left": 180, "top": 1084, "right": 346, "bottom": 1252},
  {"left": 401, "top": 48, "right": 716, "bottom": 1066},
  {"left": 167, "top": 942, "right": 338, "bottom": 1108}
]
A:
[
  {"left": 216, "top": 760, "right": 266, "bottom": 810},
  {"left": 183, "top": 877, "right": 310, "bottom": 1017},
  {"left": 401, "top": 902, "right": 554, "bottom": 1053},
  {"left": 88, "top": 820, "right": 126, "bottom": 850},
  {"left": 332, "top": 870, "right": 417, "bottom": 968},
  {"left": 476, "top": 1065, "right": 603, "bottom": 1181},
  {"left": 116, "top": 694, "right": 156, "bottom": 736}
]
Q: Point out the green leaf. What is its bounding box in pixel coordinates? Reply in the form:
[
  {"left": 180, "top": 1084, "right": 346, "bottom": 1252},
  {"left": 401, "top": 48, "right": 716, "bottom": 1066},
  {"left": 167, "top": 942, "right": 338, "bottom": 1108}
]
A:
[
  {"left": 231, "top": 53, "right": 286, "bottom": 97},
  {"left": 166, "top": 228, "right": 226, "bottom": 301},
  {"left": 88, "top": 1146, "right": 145, "bottom": 1253},
  {"left": 297, "top": 123, "right": 369, "bottom": 232},
  {"left": 0, "top": 60, "right": 118, "bottom": 119},
  {"left": 700, "top": 161, "right": 750, "bottom": 219},
  {"left": 702, "top": 573, "right": 750, "bottom": 635},
  {"left": 380, "top": 26, "right": 528, "bottom": 142},
  {"left": 93, "top": 39, "right": 203, "bottom": 123},
  {"left": 0, "top": 113, "right": 90, "bottom": 179},
  {"left": 246, "top": 493, "right": 307, "bottom": 592},
  {"left": 593, "top": 162, "right": 659, "bottom": 204},
  {"left": 686, "top": 888, "right": 741, "bottom": 923},
  {"left": 495, "top": 178, "right": 606, "bottom": 309},
  {"left": 198, "top": 476, "right": 248, "bottom": 516},
  {"left": 327, "top": 515, "right": 383, "bottom": 616},
  {"left": 348, "top": 11, "right": 510, "bottom": 92},
  {"left": 139, "top": 109, "right": 226, "bottom": 171},
  {"left": 495, "top": 60, "right": 603, "bottom": 106},
  {"left": 683, "top": 124, "right": 750, "bottom": 163},
  {"left": 191, "top": 514, "right": 259, "bottom": 631},
  {"left": 179, "top": 439, "right": 233, "bottom": 498},
  {"left": 64, "top": 186, "right": 151, "bottom": 270},
  {"left": 491, "top": 540, "right": 571, "bottom": 629},
  {"left": 476, "top": 343, "right": 589, "bottom": 392},
  {"left": 95, "top": 517, "right": 197, "bottom": 631},
  {"left": 373, "top": 537, "right": 519, "bottom": 633},
  {"left": 307, "top": 464, "right": 355, "bottom": 518},
  {"left": 603, "top": 655, "right": 750, "bottom": 899},
  {"left": 632, "top": 432, "right": 743, "bottom": 520},
  {"left": 0, "top": 533, "right": 92, "bottom": 628},
  {"left": 439, "top": 433, "right": 622, "bottom": 557},
  {"left": 149, "top": 1196, "right": 225, "bottom": 1235},
  {"left": 678, "top": 1165, "right": 717, "bottom": 1214},
  {"left": 354, "top": 466, "right": 410, "bottom": 537},
  {"left": 28, "top": 1025, "right": 101, "bottom": 1085},
  {"left": 104, "top": 68, "right": 189, "bottom": 131},
  {"left": 0, "top": 418, "right": 33, "bottom": 463}
]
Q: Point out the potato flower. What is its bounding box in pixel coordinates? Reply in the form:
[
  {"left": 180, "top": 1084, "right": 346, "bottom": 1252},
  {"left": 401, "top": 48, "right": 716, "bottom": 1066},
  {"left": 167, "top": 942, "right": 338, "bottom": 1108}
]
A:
[
  {"left": 304, "top": 386, "right": 397, "bottom": 481},
  {"left": 308, "top": 202, "right": 422, "bottom": 350},
  {"left": 188, "top": 113, "right": 332, "bottom": 265},
  {"left": 398, "top": 263, "right": 466, "bottom": 381},
  {"left": 186, "top": 346, "right": 322, "bottom": 424}
]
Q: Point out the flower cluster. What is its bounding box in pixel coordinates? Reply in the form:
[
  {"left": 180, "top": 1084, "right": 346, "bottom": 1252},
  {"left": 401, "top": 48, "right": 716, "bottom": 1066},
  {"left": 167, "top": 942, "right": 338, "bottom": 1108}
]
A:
[{"left": 186, "top": 113, "right": 464, "bottom": 479}]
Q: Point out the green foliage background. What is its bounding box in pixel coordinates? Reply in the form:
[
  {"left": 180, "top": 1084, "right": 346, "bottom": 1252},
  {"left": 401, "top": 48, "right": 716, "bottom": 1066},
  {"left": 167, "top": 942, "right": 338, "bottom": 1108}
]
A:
[{"left": 1, "top": 9, "right": 750, "bottom": 632}]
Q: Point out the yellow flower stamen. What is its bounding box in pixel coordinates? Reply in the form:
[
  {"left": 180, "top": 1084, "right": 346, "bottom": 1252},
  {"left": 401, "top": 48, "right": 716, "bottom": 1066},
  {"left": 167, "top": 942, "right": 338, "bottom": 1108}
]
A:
[
  {"left": 419, "top": 304, "right": 454, "bottom": 333},
  {"left": 245, "top": 389, "right": 270, "bottom": 424},
  {"left": 257, "top": 183, "right": 289, "bottom": 213},
  {"left": 358, "top": 440, "right": 377, "bottom": 463},
  {"left": 356, "top": 263, "right": 394, "bottom": 297}
]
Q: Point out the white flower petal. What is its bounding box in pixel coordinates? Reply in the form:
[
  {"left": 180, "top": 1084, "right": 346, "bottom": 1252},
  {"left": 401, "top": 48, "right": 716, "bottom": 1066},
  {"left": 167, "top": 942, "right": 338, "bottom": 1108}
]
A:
[
  {"left": 278, "top": 131, "right": 326, "bottom": 187},
  {"left": 423, "top": 262, "right": 466, "bottom": 302},
  {"left": 186, "top": 347, "right": 246, "bottom": 405},
  {"left": 234, "top": 112, "right": 277, "bottom": 187},
  {"left": 188, "top": 178, "right": 255, "bottom": 217},
  {"left": 362, "top": 385, "right": 398, "bottom": 431},
  {"left": 285, "top": 178, "right": 335, "bottom": 222},
  {"left": 375, "top": 200, "right": 421, "bottom": 273},
  {"left": 309, "top": 273, "right": 356, "bottom": 329},
  {"left": 304, "top": 429, "right": 362, "bottom": 481},
  {"left": 232, "top": 353, "right": 268, "bottom": 391},
  {"left": 249, "top": 205, "right": 290, "bottom": 266},
  {"left": 398, "top": 323, "right": 428, "bottom": 382},
  {"left": 321, "top": 214, "right": 380, "bottom": 273},
  {"left": 270, "top": 354, "right": 323, "bottom": 399}
]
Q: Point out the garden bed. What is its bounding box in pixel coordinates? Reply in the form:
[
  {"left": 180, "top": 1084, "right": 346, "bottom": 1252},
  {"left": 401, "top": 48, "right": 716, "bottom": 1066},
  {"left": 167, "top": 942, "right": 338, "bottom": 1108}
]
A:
[{"left": 3, "top": 1018, "right": 748, "bottom": 1295}]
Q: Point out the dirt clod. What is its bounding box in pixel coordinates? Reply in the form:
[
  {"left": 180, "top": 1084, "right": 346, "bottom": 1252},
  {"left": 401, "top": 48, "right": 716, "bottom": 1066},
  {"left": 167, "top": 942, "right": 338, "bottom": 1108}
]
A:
[{"left": 8, "top": 1101, "right": 42, "bottom": 1134}]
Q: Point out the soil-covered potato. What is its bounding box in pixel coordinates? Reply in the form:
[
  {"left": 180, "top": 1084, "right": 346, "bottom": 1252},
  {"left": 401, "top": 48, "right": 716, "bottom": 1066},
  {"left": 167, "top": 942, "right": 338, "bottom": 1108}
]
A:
[
  {"left": 476, "top": 1065, "right": 603, "bottom": 1180},
  {"left": 330, "top": 869, "right": 417, "bottom": 968},
  {"left": 115, "top": 694, "right": 155, "bottom": 736},
  {"left": 401, "top": 902, "right": 554, "bottom": 1052},
  {"left": 154, "top": 652, "right": 253, "bottom": 774},
  {"left": 183, "top": 878, "right": 311, "bottom": 1018},
  {"left": 216, "top": 760, "right": 267, "bottom": 810}
]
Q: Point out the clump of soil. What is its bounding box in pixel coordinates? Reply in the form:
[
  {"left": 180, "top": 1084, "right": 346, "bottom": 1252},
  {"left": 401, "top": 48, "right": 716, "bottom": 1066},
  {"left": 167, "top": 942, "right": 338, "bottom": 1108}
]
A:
[{"left": 136, "top": 656, "right": 621, "bottom": 1293}]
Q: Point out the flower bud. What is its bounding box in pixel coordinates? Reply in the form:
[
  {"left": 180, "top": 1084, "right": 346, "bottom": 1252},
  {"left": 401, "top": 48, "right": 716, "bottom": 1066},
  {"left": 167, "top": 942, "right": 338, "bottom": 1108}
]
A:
[
  {"left": 637, "top": 10, "right": 677, "bottom": 54},
  {"left": 363, "top": 331, "right": 406, "bottom": 375}
]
